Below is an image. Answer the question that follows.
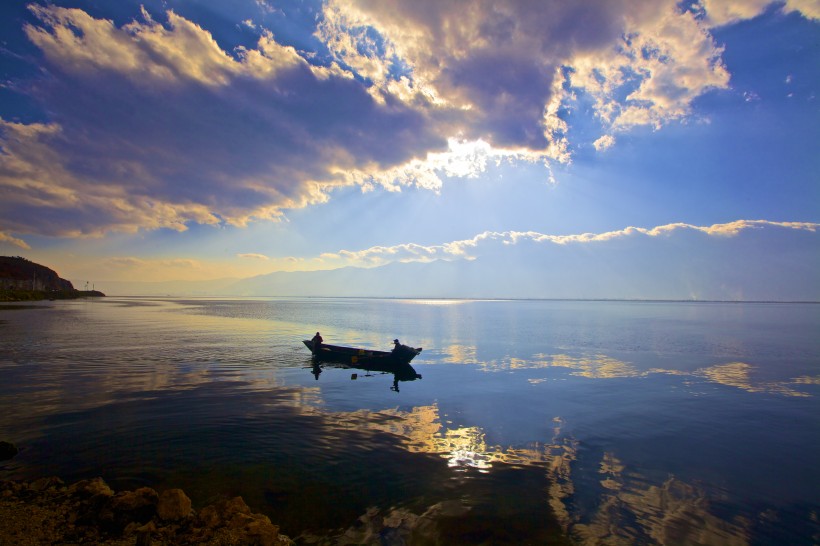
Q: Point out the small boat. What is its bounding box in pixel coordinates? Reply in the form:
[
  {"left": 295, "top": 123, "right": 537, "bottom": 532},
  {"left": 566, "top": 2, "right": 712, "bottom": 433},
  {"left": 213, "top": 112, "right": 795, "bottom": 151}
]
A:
[
  {"left": 304, "top": 340, "right": 423, "bottom": 391},
  {"left": 302, "top": 340, "right": 422, "bottom": 365}
]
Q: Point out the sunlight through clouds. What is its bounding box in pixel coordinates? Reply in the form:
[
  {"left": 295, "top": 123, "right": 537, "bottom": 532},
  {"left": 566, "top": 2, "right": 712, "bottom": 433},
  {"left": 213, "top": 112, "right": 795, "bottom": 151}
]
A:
[
  {"left": 0, "top": 0, "right": 816, "bottom": 303},
  {"left": 3, "top": 0, "right": 813, "bottom": 242},
  {"left": 339, "top": 137, "right": 551, "bottom": 193}
]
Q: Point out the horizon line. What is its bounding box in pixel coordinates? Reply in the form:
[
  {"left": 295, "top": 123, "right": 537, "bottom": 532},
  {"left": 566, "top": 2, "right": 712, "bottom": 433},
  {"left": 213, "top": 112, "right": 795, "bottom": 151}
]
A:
[{"left": 98, "top": 295, "right": 820, "bottom": 304}]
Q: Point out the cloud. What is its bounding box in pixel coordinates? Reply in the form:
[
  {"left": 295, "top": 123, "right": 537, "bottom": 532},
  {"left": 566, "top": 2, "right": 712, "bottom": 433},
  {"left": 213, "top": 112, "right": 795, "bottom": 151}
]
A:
[
  {"left": 313, "top": 220, "right": 819, "bottom": 268},
  {"left": 698, "top": 0, "right": 774, "bottom": 27},
  {"left": 1, "top": 5, "right": 447, "bottom": 238},
  {"left": 785, "top": 0, "right": 820, "bottom": 20},
  {"left": 0, "top": 231, "right": 31, "bottom": 249},
  {"left": 567, "top": 6, "right": 730, "bottom": 131},
  {"left": 321, "top": 0, "right": 733, "bottom": 142},
  {"left": 700, "top": 0, "right": 820, "bottom": 27},
  {"left": 593, "top": 135, "right": 616, "bottom": 151},
  {"left": 81, "top": 255, "right": 214, "bottom": 282},
  {"left": 238, "top": 253, "right": 270, "bottom": 260},
  {"left": 103, "top": 256, "right": 203, "bottom": 270},
  {"left": 1, "top": 2, "right": 809, "bottom": 241}
]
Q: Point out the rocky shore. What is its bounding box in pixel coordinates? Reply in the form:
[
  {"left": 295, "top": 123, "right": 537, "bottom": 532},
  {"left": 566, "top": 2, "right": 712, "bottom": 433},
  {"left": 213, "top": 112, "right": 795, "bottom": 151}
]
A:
[{"left": 0, "top": 476, "right": 293, "bottom": 545}]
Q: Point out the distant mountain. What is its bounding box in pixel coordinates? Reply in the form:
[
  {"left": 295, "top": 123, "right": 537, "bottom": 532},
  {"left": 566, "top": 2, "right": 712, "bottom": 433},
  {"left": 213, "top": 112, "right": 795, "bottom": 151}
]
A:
[
  {"left": 97, "top": 278, "right": 241, "bottom": 296},
  {"left": 64, "top": 222, "right": 820, "bottom": 301},
  {"left": 226, "top": 232, "right": 820, "bottom": 301},
  {"left": 230, "top": 261, "right": 458, "bottom": 298},
  {"left": 0, "top": 256, "right": 75, "bottom": 291},
  {"left": 229, "top": 260, "right": 586, "bottom": 299}
]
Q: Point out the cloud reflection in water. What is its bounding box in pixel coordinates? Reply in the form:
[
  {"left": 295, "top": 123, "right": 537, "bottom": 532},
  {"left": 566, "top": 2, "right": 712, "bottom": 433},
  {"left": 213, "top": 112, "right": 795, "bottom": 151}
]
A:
[{"left": 442, "top": 345, "right": 818, "bottom": 398}]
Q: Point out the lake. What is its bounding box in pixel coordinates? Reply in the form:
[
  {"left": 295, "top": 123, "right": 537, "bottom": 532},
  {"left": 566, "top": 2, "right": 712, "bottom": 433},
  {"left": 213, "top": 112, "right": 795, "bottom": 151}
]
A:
[{"left": 1, "top": 297, "right": 818, "bottom": 544}]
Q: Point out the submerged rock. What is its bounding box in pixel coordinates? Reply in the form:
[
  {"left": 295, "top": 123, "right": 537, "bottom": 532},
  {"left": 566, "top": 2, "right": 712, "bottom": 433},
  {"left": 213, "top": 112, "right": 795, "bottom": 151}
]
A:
[{"left": 0, "top": 441, "right": 18, "bottom": 460}]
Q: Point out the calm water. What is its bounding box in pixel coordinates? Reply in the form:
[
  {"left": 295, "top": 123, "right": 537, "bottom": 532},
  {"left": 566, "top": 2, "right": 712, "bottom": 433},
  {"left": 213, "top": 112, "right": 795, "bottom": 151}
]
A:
[{"left": 1, "top": 297, "right": 818, "bottom": 545}]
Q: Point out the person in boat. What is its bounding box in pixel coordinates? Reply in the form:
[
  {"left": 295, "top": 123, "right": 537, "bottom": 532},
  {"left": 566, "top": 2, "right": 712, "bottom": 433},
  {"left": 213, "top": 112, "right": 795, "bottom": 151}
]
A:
[
  {"left": 311, "top": 332, "right": 323, "bottom": 353},
  {"left": 392, "top": 339, "right": 401, "bottom": 353}
]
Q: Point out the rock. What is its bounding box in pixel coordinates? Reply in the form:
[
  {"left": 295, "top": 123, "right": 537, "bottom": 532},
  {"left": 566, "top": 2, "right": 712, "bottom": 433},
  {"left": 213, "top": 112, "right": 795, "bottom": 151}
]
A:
[
  {"left": 68, "top": 477, "right": 114, "bottom": 498},
  {"left": 198, "top": 504, "right": 222, "bottom": 528},
  {"left": 197, "top": 496, "right": 252, "bottom": 530},
  {"left": 228, "top": 512, "right": 257, "bottom": 530},
  {"left": 223, "top": 496, "right": 252, "bottom": 517},
  {"left": 157, "top": 488, "right": 192, "bottom": 521},
  {"left": 0, "top": 441, "right": 18, "bottom": 460},
  {"left": 246, "top": 518, "right": 281, "bottom": 546},
  {"left": 0, "top": 477, "right": 295, "bottom": 545},
  {"left": 29, "top": 476, "right": 64, "bottom": 492},
  {"left": 135, "top": 529, "right": 153, "bottom": 546},
  {"left": 134, "top": 521, "right": 156, "bottom": 546},
  {"left": 98, "top": 487, "right": 159, "bottom": 532}
]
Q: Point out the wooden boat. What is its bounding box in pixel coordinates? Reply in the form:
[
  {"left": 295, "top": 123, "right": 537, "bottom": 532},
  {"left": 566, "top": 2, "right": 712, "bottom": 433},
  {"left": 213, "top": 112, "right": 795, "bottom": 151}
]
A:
[
  {"left": 302, "top": 340, "right": 422, "bottom": 365},
  {"left": 304, "top": 340, "right": 423, "bottom": 391}
]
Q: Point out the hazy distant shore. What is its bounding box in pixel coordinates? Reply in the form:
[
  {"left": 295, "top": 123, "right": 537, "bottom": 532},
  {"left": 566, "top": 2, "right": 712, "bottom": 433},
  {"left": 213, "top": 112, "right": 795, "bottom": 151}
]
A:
[{"left": 0, "top": 289, "right": 105, "bottom": 302}]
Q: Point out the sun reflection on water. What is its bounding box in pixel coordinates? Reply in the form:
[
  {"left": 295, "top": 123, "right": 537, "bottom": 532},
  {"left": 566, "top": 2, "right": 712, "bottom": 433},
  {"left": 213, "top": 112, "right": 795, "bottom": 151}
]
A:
[
  {"left": 318, "top": 398, "right": 810, "bottom": 545},
  {"left": 3, "top": 297, "right": 817, "bottom": 545}
]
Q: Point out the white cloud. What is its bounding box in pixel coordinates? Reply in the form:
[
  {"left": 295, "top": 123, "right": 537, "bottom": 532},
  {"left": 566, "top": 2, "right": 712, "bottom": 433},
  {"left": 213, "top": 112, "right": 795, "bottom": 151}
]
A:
[
  {"left": 338, "top": 138, "right": 550, "bottom": 193},
  {"left": 309, "top": 220, "right": 819, "bottom": 268},
  {"left": 699, "top": 0, "right": 774, "bottom": 27},
  {"left": 238, "top": 253, "right": 270, "bottom": 260},
  {"left": 784, "top": 0, "right": 820, "bottom": 20},
  {"left": 700, "top": 0, "right": 820, "bottom": 26},
  {"left": 593, "top": 135, "right": 616, "bottom": 151},
  {"left": 24, "top": 5, "right": 309, "bottom": 85},
  {"left": 568, "top": 7, "right": 730, "bottom": 131},
  {"left": 322, "top": 0, "right": 733, "bottom": 143}
]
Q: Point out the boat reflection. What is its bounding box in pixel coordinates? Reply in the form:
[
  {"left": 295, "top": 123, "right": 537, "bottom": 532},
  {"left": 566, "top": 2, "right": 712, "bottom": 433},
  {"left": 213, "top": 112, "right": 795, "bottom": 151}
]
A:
[
  {"left": 304, "top": 338, "right": 423, "bottom": 391},
  {"left": 308, "top": 359, "right": 422, "bottom": 391}
]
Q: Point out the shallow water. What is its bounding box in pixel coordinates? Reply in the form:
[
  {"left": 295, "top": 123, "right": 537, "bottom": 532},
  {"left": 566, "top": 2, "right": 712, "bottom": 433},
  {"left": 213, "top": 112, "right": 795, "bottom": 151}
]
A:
[{"left": 1, "top": 297, "right": 818, "bottom": 544}]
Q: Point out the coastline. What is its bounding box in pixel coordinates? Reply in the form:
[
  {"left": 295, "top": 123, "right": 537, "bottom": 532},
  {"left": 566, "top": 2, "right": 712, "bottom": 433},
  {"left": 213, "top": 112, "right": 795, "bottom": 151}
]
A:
[
  {"left": 0, "top": 289, "right": 105, "bottom": 302},
  {"left": 0, "top": 476, "right": 293, "bottom": 545}
]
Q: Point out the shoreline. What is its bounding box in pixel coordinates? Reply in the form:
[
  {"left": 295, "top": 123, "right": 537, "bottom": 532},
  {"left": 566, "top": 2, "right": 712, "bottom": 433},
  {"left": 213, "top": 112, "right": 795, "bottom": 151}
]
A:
[
  {"left": 0, "top": 289, "right": 106, "bottom": 302},
  {"left": 0, "top": 476, "right": 293, "bottom": 545}
]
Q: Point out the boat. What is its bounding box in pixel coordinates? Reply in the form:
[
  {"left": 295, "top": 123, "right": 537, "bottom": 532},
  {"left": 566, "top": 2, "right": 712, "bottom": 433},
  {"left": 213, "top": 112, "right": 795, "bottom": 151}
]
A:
[
  {"left": 303, "top": 339, "right": 423, "bottom": 391},
  {"left": 302, "top": 339, "right": 422, "bottom": 365}
]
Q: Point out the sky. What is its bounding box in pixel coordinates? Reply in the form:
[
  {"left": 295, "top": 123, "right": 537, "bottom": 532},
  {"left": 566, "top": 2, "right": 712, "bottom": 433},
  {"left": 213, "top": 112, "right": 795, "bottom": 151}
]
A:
[{"left": 0, "top": 0, "right": 818, "bottom": 299}]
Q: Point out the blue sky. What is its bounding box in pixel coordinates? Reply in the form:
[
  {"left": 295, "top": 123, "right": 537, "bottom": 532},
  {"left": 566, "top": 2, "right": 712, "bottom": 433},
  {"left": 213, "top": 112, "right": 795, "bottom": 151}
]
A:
[{"left": 0, "top": 0, "right": 818, "bottom": 299}]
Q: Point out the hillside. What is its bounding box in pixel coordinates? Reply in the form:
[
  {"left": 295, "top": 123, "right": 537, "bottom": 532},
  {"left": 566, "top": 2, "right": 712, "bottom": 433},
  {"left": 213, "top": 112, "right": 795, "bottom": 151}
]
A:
[{"left": 0, "top": 256, "right": 104, "bottom": 301}]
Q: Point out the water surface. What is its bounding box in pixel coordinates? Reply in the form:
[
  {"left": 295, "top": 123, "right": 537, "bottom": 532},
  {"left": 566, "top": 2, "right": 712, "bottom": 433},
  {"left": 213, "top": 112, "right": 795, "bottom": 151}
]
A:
[{"left": 1, "top": 298, "right": 818, "bottom": 544}]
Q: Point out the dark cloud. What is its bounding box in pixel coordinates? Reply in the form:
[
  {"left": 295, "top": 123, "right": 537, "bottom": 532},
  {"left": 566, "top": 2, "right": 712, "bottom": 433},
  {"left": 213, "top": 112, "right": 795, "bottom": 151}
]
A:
[
  {"left": 0, "top": 4, "right": 449, "bottom": 238},
  {"left": 443, "top": 49, "right": 553, "bottom": 148},
  {"left": 0, "top": 0, "right": 794, "bottom": 241}
]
